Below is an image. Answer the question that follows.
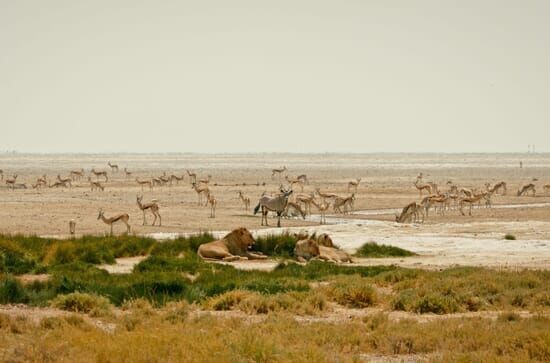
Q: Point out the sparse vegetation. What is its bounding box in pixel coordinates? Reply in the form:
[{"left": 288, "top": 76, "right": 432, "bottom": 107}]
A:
[
  {"left": 354, "top": 242, "right": 417, "bottom": 258},
  {"left": 505, "top": 234, "right": 517, "bottom": 240}
]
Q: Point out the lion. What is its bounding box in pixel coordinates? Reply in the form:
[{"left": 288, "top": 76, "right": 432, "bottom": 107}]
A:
[
  {"left": 294, "top": 236, "right": 352, "bottom": 264},
  {"left": 318, "top": 246, "right": 353, "bottom": 263},
  {"left": 197, "top": 227, "right": 267, "bottom": 262},
  {"left": 294, "top": 238, "right": 321, "bottom": 263},
  {"left": 292, "top": 232, "right": 334, "bottom": 247}
]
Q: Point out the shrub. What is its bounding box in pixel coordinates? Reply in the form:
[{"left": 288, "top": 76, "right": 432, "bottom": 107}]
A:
[
  {"left": 415, "top": 293, "right": 459, "bottom": 314},
  {"left": 323, "top": 276, "right": 377, "bottom": 308},
  {"left": 354, "top": 242, "right": 416, "bottom": 258},
  {"left": 0, "top": 277, "right": 28, "bottom": 304},
  {"left": 252, "top": 233, "right": 298, "bottom": 257},
  {"left": 51, "top": 292, "right": 112, "bottom": 315}
]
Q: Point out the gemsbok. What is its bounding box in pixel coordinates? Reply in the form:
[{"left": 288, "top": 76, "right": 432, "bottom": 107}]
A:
[{"left": 254, "top": 189, "right": 293, "bottom": 227}]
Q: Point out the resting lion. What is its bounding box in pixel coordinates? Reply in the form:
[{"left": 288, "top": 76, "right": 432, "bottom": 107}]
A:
[
  {"left": 293, "top": 232, "right": 334, "bottom": 248},
  {"left": 197, "top": 227, "right": 267, "bottom": 262},
  {"left": 294, "top": 235, "right": 352, "bottom": 263}
]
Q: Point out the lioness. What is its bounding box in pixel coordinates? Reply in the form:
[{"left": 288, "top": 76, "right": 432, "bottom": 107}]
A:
[
  {"left": 197, "top": 227, "right": 267, "bottom": 262},
  {"left": 294, "top": 236, "right": 352, "bottom": 264}
]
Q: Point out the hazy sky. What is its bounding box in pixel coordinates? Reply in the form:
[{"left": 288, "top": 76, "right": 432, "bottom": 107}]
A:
[{"left": 1, "top": 1, "right": 549, "bottom": 153}]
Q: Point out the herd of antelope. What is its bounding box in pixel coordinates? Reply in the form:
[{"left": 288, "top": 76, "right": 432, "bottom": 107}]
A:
[
  {"left": 396, "top": 174, "right": 546, "bottom": 223},
  {"left": 2, "top": 161, "right": 550, "bottom": 234}
]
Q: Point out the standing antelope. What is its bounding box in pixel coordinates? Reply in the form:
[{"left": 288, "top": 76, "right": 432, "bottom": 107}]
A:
[
  {"left": 5, "top": 175, "right": 17, "bottom": 189},
  {"left": 333, "top": 194, "right": 355, "bottom": 214},
  {"left": 237, "top": 190, "right": 251, "bottom": 212},
  {"left": 57, "top": 174, "right": 73, "bottom": 187},
  {"left": 108, "top": 161, "right": 119, "bottom": 172},
  {"left": 315, "top": 188, "right": 339, "bottom": 202},
  {"left": 91, "top": 169, "right": 108, "bottom": 182},
  {"left": 69, "top": 169, "right": 85, "bottom": 181},
  {"left": 296, "top": 193, "right": 315, "bottom": 215},
  {"left": 414, "top": 179, "right": 432, "bottom": 196},
  {"left": 297, "top": 174, "right": 308, "bottom": 184},
  {"left": 198, "top": 175, "right": 211, "bottom": 185},
  {"left": 136, "top": 178, "right": 153, "bottom": 191},
  {"left": 187, "top": 170, "right": 197, "bottom": 184},
  {"left": 517, "top": 183, "right": 536, "bottom": 197},
  {"left": 311, "top": 199, "right": 330, "bottom": 225},
  {"left": 459, "top": 192, "right": 489, "bottom": 216},
  {"left": 88, "top": 177, "right": 104, "bottom": 191},
  {"left": 170, "top": 174, "right": 184, "bottom": 185},
  {"left": 97, "top": 209, "right": 130, "bottom": 235},
  {"left": 136, "top": 195, "right": 161, "bottom": 226},
  {"left": 395, "top": 202, "right": 424, "bottom": 224},
  {"left": 271, "top": 166, "right": 287, "bottom": 180},
  {"left": 69, "top": 219, "right": 76, "bottom": 236},
  {"left": 124, "top": 168, "right": 132, "bottom": 179},
  {"left": 207, "top": 194, "right": 217, "bottom": 218},
  {"left": 192, "top": 182, "right": 210, "bottom": 206},
  {"left": 254, "top": 188, "right": 293, "bottom": 227},
  {"left": 347, "top": 178, "right": 361, "bottom": 193},
  {"left": 0, "top": 169, "right": 3, "bottom": 180},
  {"left": 285, "top": 175, "right": 304, "bottom": 192},
  {"left": 544, "top": 184, "right": 550, "bottom": 196}
]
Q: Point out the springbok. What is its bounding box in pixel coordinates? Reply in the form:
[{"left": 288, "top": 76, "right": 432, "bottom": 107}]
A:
[
  {"left": 97, "top": 209, "right": 130, "bottom": 235},
  {"left": 295, "top": 193, "right": 315, "bottom": 215},
  {"left": 192, "top": 182, "right": 210, "bottom": 206},
  {"left": 57, "top": 174, "right": 72, "bottom": 187},
  {"left": 414, "top": 179, "right": 432, "bottom": 196},
  {"left": 315, "top": 188, "right": 339, "bottom": 202},
  {"left": 124, "top": 168, "right": 132, "bottom": 179},
  {"left": 311, "top": 199, "right": 330, "bottom": 225},
  {"left": 91, "top": 169, "right": 108, "bottom": 182},
  {"left": 88, "top": 177, "right": 104, "bottom": 191},
  {"left": 170, "top": 174, "right": 184, "bottom": 185},
  {"left": 271, "top": 166, "right": 287, "bottom": 180},
  {"left": 187, "top": 170, "right": 197, "bottom": 184},
  {"left": 459, "top": 192, "right": 489, "bottom": 216},
  {"left": 5, "top": 175, "right": 18, "bottom": 189},
  {"left": 136, "top": 178, "right": 153, "bottom": 191},
  {"left": 0, "top": 169, "right": 3, "bottom": 180},
  {"left": 136, "top": 195, "right": 161, "bottom": 226},
  {"left": 108, "top": 161, "right": 119, "bottom": 172},
  {"left": 333, "top": 194, "right": 355, "bottom": 214},
  {"left": 395, "top": 202, "right": 424, "bottom": 224},
  {"left": 69, "top": 169, "right": 85, "bottom": 181},
  {"left": 347, "top": 178, "right": 361, "bottom": 193},
  {"left": 517, "top": 183, "right": 536, "bottom": 197},
  {"left": 285, "top": 175, "right": 304, "bottom": 192},
  {"left": 282, "top": 201, "right": 306, "bottom": 220},
  {"left": 69, "top": 219, "right": 76, "bottom": 236},
  {"left": 297, "top": 174, "right": 308, "bottom": 184},
  {"left": 254, "top": 189, "right": 293, "bottom": 227},
  {"left": 237, "top": 190, "right": 251, "bottom": 212},
  {"left": 198, "top": 175, "right": 211, "bottom": 185},
  {"left": 207, "top": 194, "right": 217, "bottom": 218},
  {"left": 544, "top": 184, "right": 550, "bottom": 196}
]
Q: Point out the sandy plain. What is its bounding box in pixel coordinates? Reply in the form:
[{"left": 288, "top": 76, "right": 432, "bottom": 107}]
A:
[{"left": 1, "top": 152, "right": 550, "bottom": 269}]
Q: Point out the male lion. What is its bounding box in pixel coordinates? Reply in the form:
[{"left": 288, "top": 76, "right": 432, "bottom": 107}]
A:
[{"left": 197, "top": 227, "right": 267, "bottom": 262}]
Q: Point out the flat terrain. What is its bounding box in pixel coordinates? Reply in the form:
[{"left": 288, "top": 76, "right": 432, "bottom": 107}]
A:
[{"left": 1, "top": 152, "right": 550, "bottom": 269}]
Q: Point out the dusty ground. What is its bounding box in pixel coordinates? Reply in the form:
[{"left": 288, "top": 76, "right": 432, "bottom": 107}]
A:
[{"left": 1, "top": 152, "right": 550, "bottom": 269}]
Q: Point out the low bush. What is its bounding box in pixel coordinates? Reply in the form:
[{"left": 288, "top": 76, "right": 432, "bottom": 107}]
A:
[
  {"left": 50, "top": 292, "right": 112, "bottom": 316},
  {"left": 322, "top": 275, "right": 377, "bottom": 308},
  {"left": 354, "top": 242, "right": 416, "bottom": 258}
]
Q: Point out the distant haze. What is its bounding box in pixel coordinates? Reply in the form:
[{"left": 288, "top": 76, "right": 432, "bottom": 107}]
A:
[{"left": 1, "top": 1, "right": 549, "bottom": 153}]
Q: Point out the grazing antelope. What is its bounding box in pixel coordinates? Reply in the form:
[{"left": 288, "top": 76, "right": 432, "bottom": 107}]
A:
[
  {"left": 124, "top": 168, "right": 132, "bottom": 179},
  {"left": 69, "top": 219, "right": 76, "bottom": 236},
  {"left": 187, "top": 170, "right": 197, "bottom": 184},
  {"left": 237, "top": 190, "right": 251, "bottom": 212},
  {"left": 297, "top": 174, "right": 308, "bottom": 184},
  {"left": 49, "top": 180, "right": 68, "bottom": 188},
  {"left": 333, "top": 194, "right": 355, "bottom": 214},
  {"left": 97, "top": 209, "right": 131, "bottom": 235},
  {"left": 486, "top": 181, "right": 507, "bottom": 196},
  {"left": 459, "top": 188, "right": 474, "bottom": 198},
  {"left": 396, "top": 202, "right": 424, "bottom": 224},
  {"left": 136, "top": 195, "right": 161, "bottom": 226},
  {"left": 544, "top": 184, "right": 550, "bottom": 196},
  {"left": 348, "top": 178, "right": 361, "bottom": 193},
  {"left": 414, "top": 179, "right": 432, "bottom": 196},
  {"left": 108, "top": 161, "right": 119, "bottom": 172},
  {"left": 282, "top": 201, "right": 306, "bottom": 220},
  {"left": 254, "top": 188, "right": 293, "bottom": 227},
  {"left": 5, "top": 175, "right": 17, "bottom": 189},
  {"left": 517, "top": 183, "right": 536, "bottom": 197},
  {"left": 69, "top": 169, "right": 85, "bottom": 181},
  {"left": 0, "top": 169, "right": 3, "bottom": 180},
  {"left": 311, "top": 199, "right": 330, "bottom": 225},
  {"left": 285, "top": 175, "right": 304, "bottom": 192},
  {"left": 192, "top": 182, "right": 210, "bottom": 206},
  {"left": 206, "top": 194, "right": 217, "bottom": 218},
  {"left": 136, "top": 178, "right": 153, "bottom": 191},
  {"left": 271, "top": 166, "right": 287, "bottom": 180},
  {"left": 151, "top": 176, "right": 164, "bottom": 187},
  {"left": 295, "top": 193, "right": 315, "bottom": 215},
  {"left": 57, "top": 174, "right": 73, "bottom": 187},
  {"left": 91, "top": 169, "right": 108, "bottom": 182},
  {"left": 88, "top": 177, "right": 104, "bottom": 191},
  {"left": 459, "top": 192, "right": 488, "bottom": 216}
]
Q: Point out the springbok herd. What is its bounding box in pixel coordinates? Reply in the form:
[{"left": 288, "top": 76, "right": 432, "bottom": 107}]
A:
[{"left": 1, "top": 162, "right": 549, "bottom": 235}]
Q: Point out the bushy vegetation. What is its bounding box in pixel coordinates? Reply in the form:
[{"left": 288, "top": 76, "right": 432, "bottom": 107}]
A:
[
  {"left": 51, "top": 292, "right": 112, "bottom": 316},
  {"left": 354, "top": 242, "right": 416, "bottom": 258},
  {"left": 505, "top": 234, "right": 517, "bottom": 240}
]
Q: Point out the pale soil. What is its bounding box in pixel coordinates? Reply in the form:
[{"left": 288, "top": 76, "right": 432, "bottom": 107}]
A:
[{"left": 1, "top": 153, "right": 550, "bottom": 270}]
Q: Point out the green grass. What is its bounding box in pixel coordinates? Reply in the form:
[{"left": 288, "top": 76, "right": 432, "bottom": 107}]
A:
[
  {"left": 505, "top": 234, "right": 517, "bottom": 240},
  {"left": 354, "top": 242, "right": 417, "bottom": 258}
]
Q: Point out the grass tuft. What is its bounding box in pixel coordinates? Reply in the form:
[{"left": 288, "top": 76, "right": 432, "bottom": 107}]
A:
[{"left": 354, "top": 242, "right": 417, "bottom": 258}]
